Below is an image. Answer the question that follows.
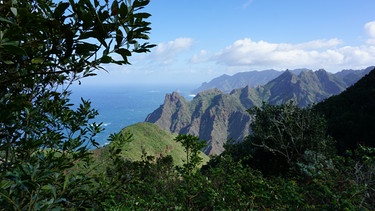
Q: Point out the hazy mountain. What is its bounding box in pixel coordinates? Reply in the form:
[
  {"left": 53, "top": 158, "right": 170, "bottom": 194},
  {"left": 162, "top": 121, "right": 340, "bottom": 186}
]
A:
[
  {"left": 192, "top": 67, "right": 373, "bottom": 94},
  {"left": 333, "top": 66, "right": 374, "bottom": 87},
  {"left": 146, "top": 68, "right": 372, "bottom": 155},
  {"left": 261, "top": 69, "right": 347, "bottom": 107},
  {"left": 191, "top": 69, "right": 282, "bottom": 94}
]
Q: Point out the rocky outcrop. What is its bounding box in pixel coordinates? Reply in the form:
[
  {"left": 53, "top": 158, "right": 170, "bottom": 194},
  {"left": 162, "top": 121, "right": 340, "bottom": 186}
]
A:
[
  {"left": 145, "top": 89, "right": 252, "bottom": 155},
  {"left": 145, "top": 68, "right": 371, "bottom": 155}
]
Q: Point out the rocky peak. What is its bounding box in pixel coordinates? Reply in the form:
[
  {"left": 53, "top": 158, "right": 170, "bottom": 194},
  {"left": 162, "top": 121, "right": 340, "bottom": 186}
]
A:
[{"left": 145, "top": 68, "right": 372, "bottom": 155}]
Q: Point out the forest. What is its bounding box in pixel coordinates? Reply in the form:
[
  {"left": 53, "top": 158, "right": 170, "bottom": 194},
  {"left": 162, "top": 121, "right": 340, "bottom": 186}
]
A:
[{"left": 1, "top": 0, "right": 374, "bottom": 210}]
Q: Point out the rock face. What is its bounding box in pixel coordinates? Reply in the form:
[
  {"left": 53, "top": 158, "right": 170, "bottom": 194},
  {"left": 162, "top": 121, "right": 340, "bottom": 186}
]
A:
[
  {"left": 145, "top": 68, "right": 372, "bottom": 155},
  {"left": 145, "top": 89, "right": 251, "bottom": 155}
]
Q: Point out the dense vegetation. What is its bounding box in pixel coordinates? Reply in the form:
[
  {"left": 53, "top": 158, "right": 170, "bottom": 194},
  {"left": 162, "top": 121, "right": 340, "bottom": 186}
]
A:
[
  {"left": 0, "top": 0, "right": 155, "bottom": 209},
  {"left": 315, "top": 68, "right": 375, "bottom": 153},
  {"left": 94, "top": 102, "right": 375, "bottom": 209},
  {"left": 1, "top": 0, "right": 374, "bottom": 210}
]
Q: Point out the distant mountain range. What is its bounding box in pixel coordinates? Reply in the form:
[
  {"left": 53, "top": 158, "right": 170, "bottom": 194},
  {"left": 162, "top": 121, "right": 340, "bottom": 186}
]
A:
[
  {"left": 145, "top": 67, "right": 374, "bottom": 155},
  {"left": 192, "top": 69, "right": 283, "bottom": 94},
  {"left": 192, "top": 67, "right": 373, "bottom": 94}
]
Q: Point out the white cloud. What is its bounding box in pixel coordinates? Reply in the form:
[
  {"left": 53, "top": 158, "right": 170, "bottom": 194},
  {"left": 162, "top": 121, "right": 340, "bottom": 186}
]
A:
[
  {"left": 365, "top": 21, "right": 375, "bottom": 44},
  {"left": 208, "top": 37, "right": 375, "bottom": 72},
  {"left": 294, "top": 38, "right": 342, "bottom": 50},
  {"left": 151, "top": 37, "right": 194, "bottom": 64},
  {"left": 190, "top": 50, "right": 209, "bottom": 63}
]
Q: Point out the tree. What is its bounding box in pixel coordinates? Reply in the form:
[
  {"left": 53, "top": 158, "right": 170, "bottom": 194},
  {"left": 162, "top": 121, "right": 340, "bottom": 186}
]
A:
[
  {"left": 175, "top": 134, "right": 206, "bottom": 176},
  {"left": 0, "top": 0, "right": 154, "bottom": 209},
  {"left": 236, "top": 102, "right": 334, "bottom": 176}
]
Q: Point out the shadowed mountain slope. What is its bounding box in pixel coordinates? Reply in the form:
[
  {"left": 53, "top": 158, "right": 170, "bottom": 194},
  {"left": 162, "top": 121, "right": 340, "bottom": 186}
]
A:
[{"left": 315, "top": 67, "right": 375, "bottom": 153}]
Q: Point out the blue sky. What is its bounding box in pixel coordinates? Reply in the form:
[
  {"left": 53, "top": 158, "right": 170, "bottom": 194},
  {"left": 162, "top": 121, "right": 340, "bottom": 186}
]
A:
[{"left": 89, "top": 0, "right": 375, "bottom": 86}]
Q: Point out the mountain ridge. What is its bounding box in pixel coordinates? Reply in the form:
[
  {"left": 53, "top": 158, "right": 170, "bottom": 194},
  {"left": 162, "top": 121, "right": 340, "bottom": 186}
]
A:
[
  {"left": 146, "top": 67, "right": 373, "bottom": 155},
  {"left": 193, "top": 67, "right": 374, "bottom": 94}
]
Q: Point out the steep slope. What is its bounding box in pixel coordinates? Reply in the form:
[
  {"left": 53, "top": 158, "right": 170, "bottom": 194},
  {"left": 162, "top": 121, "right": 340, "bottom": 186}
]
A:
[
  {"left": 315, "top": 67, "right": 375, "bottom": 153},
  {"left": 145, "top": 92, "right": 192, "bottom": 133},
  {"left": 258, "top": 69, "right": 348, "bottom": 106},
  {"left": 146, "top": 89, "right": 253, "bottom": 155},
  {"left": 93, "top": 122, "right": 209, "bottom": 167},
  {"left": 146, "top": 68, "right": 370, "bottom": 155},
  {"left": 192, "top": 69, "right": 282, "bottom": 93}
]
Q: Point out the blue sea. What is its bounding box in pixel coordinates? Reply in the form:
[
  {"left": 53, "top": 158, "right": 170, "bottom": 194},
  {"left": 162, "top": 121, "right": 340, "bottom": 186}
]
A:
[{"left": 70, "top": 84, "right": 197, "bottom": 147}]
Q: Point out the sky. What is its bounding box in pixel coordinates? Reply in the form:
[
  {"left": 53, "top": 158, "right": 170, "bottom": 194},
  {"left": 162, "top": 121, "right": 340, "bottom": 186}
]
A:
[{"left": 88, "top": 0, "right": 375, "bottom": 86}]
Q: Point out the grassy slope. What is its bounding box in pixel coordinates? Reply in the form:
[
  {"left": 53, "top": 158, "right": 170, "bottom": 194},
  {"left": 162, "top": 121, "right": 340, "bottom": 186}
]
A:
[{"left": 92, "top": 122, "right": 209, "bottom": 167}]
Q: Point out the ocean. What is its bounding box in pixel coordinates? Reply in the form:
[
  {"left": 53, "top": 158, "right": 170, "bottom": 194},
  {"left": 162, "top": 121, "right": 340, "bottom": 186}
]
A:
[{"left": 70, "top": 84, "right": 196, "bottom": 147}]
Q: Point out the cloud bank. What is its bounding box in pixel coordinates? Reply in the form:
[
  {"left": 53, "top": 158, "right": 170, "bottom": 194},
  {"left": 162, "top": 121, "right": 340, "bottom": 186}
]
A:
[
  {"left": 188, "top": 21, "right": 375, "bottom": 72},
  {"left": 112, "top": 21, "right": 375, "bottom": 85}
]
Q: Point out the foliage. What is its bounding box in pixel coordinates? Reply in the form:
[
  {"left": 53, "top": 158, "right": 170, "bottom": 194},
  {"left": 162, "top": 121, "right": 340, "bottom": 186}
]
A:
[
  {"left": 174, "top": 134, "right": 206, "bottom": 176},
  {"left": 1, "top": 0, "right": 373, "bottom": 209},
  {"left": 111, "top": 122, "right": 209, "bottom": 166},
  {"left": 0, "top": 0, "right": 154, "bottom": 209},
  {"left": 243, "top": 102, "right": 335, "bottom": 176},
  {"left": 93, "top": 101, "right": 375, "bottom": 210},
  {"left": 315, "top": 67, "right": 375, "bottom": 153}
]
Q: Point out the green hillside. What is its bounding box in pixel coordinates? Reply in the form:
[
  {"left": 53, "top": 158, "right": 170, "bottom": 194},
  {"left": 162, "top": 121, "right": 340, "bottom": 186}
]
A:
[
  {"left": 315, "top": 67, "right": 375, "bottom": 153},
  {"left": 93, "top": 122, "right": 209, "bottom": 167}
]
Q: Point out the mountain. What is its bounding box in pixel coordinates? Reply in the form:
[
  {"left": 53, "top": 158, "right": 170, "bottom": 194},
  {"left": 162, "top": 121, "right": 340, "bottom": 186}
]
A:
[
  {"left": 315, "top": 67, "right": 375, "bottom": 153},
  {"left": 191, "top": 69, "right": 282, "bottom": 94},
  {"left": 261, "top": 69, "right": 347, "bottom": 107},
  {"left": 145, "top": 89, "right": 251, "bottom": 155},
  {"left": 333, "top": 66, "right": 374, "bottom": 87},
  {"left": 192, "top": 67, "right": 373, "bottom": 94},
  {"left": 146, "top": 68, "right": 371, "bottom": 155}
]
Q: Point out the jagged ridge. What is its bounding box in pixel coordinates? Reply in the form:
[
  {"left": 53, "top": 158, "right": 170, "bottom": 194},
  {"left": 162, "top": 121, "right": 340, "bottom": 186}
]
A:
[{"left": 145, "top": 67, "right": 373, "bottom": 155}]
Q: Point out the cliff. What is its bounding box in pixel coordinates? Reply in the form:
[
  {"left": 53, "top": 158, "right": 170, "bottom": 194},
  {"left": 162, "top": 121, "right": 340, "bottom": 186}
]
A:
[{"left": 145, "top": 68, "right": 371, "bottom": 155}]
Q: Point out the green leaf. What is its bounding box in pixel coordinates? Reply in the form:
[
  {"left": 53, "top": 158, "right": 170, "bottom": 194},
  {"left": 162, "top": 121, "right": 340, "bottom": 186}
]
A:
[
  {"left": 133, "top": 12, "right": 151, "bottom": 19},
  {"left": 115, "top": 29, "right": 123, "bottom": 47},
  {"left": 2, "top": 60, "right": 14, "bottom": 64},
  {"left": 119, "top": 2, "right": 129, "bottom": 19},
  {"left": 133, "top": 0, "right": 150, "bottom": 8},
  {"left": 111, "top": 0, "right": 119, "bottom": 15},
  {"left": 100, "top": 55, "right": 112, "bottom": 63},
  {"left": 78, "top": 31, "right": 96, "bottom": 40},
  {"left": 75, "top": 42, "right": 99, "bottom": 55},
  {"left": 63, "top": 174, "right": 69, "bottom": 192},
  {"left": 54, "top": 2, "right": 70, "bottom": 19},
  {"left": 41, "top": 184, "right": 57, "bottom": 198},
  {"left": 0, "top": 17, "right": 14, "bottom": 24},
  {"left": 2, "top": 44, "right": 27, "bottom": 56},
  {"left": 10, "top": 7, "right": 17, "bottom": 16},
  {"left": 115, "top": 48, "right": 131, "bottom": 62},
  {"left": 31, "top": 57, "right": 45, "bottom": 64}
]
